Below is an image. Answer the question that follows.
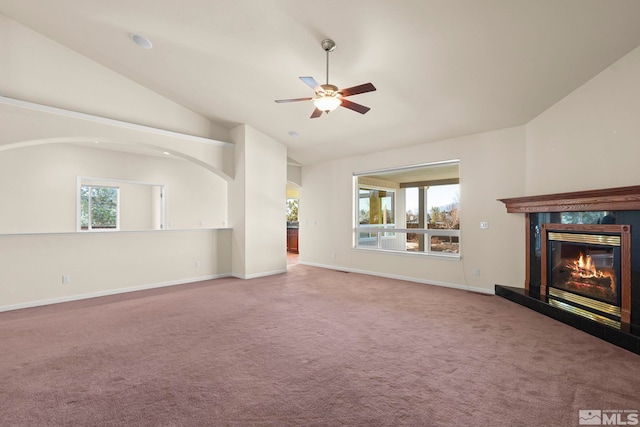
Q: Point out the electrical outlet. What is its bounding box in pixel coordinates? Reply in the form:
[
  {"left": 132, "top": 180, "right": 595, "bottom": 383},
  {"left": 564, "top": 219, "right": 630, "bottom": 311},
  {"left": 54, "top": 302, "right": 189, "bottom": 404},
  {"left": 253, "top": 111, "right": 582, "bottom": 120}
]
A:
[
  {"left": 62, "top": 275, "right": 71, "bottom": 284},
  {"left": 480, "top": 221, "right": 489, "bottom": 229},
  {"left": 472, "top": 268, "right": 481, "bottom": 276},
  {"left": 195, "top": 261, "right": 201, "bottom": 268}
]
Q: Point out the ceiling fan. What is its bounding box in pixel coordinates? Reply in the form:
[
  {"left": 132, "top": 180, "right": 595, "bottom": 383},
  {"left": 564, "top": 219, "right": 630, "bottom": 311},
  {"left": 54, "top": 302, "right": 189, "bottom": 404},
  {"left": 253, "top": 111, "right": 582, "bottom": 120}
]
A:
[{"left": 275, "top": 39, "right": 376, "bottom": 118}]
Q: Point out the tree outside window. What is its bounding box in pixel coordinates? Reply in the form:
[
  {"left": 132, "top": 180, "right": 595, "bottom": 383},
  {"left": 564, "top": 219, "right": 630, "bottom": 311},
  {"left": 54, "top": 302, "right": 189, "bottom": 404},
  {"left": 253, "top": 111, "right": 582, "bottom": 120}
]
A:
[
  {"left": 286, "top": 198, "right": 299, "bottom": 223},
  {"left": 81, "top": 185, "right": 119, "bottom": 230}
]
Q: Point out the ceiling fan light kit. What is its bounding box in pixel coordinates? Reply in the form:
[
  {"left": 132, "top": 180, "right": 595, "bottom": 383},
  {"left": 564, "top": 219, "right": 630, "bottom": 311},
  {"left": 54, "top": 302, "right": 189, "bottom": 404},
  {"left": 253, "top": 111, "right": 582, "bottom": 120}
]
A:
[
  {"left": 275, "top": 39, "right": 376, "bottom": 118},
  {"left": 313, "top": 84, "right": 342, "bottom": 112}
]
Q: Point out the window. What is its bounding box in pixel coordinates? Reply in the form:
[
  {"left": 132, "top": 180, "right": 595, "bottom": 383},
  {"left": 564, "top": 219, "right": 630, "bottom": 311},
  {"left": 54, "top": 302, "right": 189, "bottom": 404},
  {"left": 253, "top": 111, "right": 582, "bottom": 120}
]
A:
[
  {"left": 354, "top": 160, "right": 460, "bottom": 257},
  {"left": 78, "top": 177, "right": 166, "bottom": 232},
  {"left": 80, "top": 185, "right": 119, "bottom": 230},
  {"left": 286, "top": 198, "right": 299, "bottom": 223},
  {"left": 359, "top": 188, "right": 395, "bottom": 226}
]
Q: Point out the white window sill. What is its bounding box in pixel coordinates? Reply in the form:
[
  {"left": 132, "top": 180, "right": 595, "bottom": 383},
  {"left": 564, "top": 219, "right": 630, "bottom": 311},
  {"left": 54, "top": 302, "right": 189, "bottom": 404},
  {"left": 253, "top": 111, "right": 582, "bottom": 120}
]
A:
[{"left": 352, "top": 247, "right": 461, "bottom": 261}]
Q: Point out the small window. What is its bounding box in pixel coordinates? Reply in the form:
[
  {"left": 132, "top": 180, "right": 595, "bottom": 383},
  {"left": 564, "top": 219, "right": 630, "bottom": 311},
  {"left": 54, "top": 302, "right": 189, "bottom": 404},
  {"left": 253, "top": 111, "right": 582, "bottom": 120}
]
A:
[
  {"left": 358, "top": 188, "right": 395, "bottom": 227},
  {"left": 78, "top": 177, "right": 166, "bottom": 232},
  {"left": 80, "top": 185, "right": 119, "bottom": 231}
]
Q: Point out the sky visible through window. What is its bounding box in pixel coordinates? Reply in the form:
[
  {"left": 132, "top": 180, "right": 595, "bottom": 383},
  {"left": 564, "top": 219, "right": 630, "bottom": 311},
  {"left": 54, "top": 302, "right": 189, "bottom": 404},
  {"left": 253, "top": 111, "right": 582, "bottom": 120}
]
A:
[{"left": 406, "top": 185, "right": 459, "bottom": 215}]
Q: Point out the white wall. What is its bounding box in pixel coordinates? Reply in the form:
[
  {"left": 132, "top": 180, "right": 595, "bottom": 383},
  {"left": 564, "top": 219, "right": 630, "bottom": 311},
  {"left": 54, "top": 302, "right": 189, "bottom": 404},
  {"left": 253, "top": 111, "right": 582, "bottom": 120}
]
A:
[
  {"left": 287, "top": 164, "right": 302, "bottom": 187},
  {"left": 0, "top": 144, "right": 228, "bottom": 234},
  {"left": 525, "top": 44, "right": 640, "bottom": 194},
  {"left": 229, "top": 126, "right": 247, "bottom": 277},
  {"left": 0, "top": 100, "right": 233, "bottom": 181},
  {"left": 244, "top": 126, "right": 287, "bottom": 277},
  {"left": 0, "top": 142, "right": 232, "bottom": 310},
  {"left": 118, "top": 182, "right": 155, "bottom": 231},
  {"left": 0, "top": 13, "right": 233, "bottom": 183},
  {"left": 229, "top": 125, "right": 287, "bottom": 279},
  {"left": 0, "top": 229, "right": 232, "bottom": 311},
  {"left": 300, "top": 126, "right": 526, "bottom": 293},
  {"left": 0, "top": 13, "right": 228, "bottom": 141}
]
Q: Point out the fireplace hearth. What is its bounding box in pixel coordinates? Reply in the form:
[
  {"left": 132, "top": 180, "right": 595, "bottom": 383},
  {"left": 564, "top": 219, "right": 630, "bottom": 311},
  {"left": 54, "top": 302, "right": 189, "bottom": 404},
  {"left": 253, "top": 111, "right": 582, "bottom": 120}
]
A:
[{"left": 497, "top": 186, "right": 640, "bottom": 354}]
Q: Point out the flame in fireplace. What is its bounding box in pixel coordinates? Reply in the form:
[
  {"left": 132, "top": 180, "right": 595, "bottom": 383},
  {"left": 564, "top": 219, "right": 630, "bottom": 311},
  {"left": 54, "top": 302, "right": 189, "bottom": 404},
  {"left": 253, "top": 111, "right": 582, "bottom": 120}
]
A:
[
  {"left": 557, "top": 252, "right": 617, "bottom": 299},
  {"left": 570, "top": 254, "right": 606, "bottom": 279}
]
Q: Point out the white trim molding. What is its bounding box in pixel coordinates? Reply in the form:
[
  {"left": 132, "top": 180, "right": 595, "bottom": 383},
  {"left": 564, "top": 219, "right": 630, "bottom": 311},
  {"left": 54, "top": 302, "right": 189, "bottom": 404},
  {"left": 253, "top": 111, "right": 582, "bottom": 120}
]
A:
[
  {"left": 0, "top": 95, "right": 233, "bottom": 147},
  {"left": 0, "top": 274, "right": 232, "bottom": 313},
  {"left": 298, "top": 261, "right": 494, "bottom": 295}
]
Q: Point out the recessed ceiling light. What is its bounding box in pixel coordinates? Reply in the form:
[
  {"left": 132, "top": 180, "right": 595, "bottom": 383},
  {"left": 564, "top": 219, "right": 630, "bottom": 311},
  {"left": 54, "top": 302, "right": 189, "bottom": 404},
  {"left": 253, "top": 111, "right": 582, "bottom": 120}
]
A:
[
  {"left": 163, "top": 151, "right": 171, "bottom": 155},
  {"left": 130, "top": 33, "right": 153, "bottom": 49}
]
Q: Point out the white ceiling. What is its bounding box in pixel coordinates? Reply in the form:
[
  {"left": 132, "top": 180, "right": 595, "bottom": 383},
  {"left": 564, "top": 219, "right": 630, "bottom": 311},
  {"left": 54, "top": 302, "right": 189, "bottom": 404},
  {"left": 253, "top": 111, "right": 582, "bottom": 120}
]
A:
[{"left": 2, "top": 0, "right": 640, "bottom": 166}]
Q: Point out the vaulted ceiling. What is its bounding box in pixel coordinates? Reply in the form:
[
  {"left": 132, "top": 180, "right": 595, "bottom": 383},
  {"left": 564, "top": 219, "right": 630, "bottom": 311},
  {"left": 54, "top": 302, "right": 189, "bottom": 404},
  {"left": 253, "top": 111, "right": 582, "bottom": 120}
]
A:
[{"left": 2, "top": 0, "right": 640, "bottom": 165}]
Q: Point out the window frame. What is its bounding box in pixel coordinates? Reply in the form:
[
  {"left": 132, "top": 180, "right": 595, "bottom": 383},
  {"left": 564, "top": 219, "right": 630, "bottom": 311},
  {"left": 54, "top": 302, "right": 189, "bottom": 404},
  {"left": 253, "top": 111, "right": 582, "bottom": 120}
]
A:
[
  {"left": 357, "top": 185, "right": 397, "bottom": 228},
  {"left": 77, "top": 176, "right": 167, "bottom": 232},
  {"left": 79, "top": 183, "right": 120, "bottom": 232},
  {"left": 353, "top": 160, "right": 460, "bottom": 259}
]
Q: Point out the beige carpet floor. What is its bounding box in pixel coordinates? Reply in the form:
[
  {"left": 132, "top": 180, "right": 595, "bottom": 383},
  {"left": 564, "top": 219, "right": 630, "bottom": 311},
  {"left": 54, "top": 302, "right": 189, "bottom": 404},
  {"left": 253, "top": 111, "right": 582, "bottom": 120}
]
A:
[{"left": 1, "top": 264, "right": 639, "bottom": 426}]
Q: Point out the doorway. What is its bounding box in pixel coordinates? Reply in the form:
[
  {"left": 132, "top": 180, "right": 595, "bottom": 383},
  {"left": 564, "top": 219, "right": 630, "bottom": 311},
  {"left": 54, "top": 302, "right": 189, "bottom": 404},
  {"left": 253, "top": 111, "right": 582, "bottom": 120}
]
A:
[{"left": 286, "top": 182, "right": 299, "bottom": 265}]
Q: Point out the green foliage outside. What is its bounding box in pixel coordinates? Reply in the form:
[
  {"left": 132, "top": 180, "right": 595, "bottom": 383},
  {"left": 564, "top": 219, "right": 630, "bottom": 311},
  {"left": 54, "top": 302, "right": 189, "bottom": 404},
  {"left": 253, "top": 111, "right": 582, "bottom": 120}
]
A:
[
  {"left": 286, "top": 199, "right": 299, "bottom": 223},
  {"left": 81, "top": 186, "right": 118, "bottom": 229}
]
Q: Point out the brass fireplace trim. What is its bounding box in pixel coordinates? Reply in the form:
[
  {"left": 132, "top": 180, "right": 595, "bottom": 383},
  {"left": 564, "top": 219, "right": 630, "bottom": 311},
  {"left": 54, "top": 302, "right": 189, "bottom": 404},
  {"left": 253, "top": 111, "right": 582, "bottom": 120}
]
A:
[
  {"left": 548, "top": 299, "right": 621, "bottom": 329},
  {"left": 547, "top": 232, "right": 620, "bottom": 247},
  {"left": 548, "top": 288, "right": 621, "bottom": 317}
]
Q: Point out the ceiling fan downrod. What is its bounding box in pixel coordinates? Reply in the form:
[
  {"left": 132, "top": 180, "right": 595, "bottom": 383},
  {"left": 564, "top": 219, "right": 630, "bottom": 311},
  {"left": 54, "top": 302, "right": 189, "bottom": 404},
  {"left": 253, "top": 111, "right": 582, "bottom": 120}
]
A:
[{"left": 321, "top": 39, "right": 336, "bottom": 85}]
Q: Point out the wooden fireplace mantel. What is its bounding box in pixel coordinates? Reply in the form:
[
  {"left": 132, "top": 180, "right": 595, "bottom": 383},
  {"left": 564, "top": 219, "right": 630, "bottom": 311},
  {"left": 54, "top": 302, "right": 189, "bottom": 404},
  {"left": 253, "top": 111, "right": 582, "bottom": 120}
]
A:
[{"left": 498, "top": 185, "right": 640, "bottom": 213}]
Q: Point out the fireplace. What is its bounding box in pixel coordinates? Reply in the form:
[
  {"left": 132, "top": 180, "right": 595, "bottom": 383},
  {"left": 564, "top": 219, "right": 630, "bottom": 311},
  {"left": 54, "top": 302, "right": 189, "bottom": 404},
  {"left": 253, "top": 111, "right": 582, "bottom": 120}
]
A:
[
  {"left": 540, "top": 223, "right": 631, "bottom": 328},
  {"left": 496, "top": 186, "right": 640, "bottom": 354}
]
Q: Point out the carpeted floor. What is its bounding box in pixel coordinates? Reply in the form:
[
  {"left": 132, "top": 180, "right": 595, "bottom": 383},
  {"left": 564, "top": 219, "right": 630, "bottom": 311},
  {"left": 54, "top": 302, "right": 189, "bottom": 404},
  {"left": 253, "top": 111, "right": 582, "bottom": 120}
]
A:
[{"left": 1, "top": 264, "right": 639, "bottom": 426}]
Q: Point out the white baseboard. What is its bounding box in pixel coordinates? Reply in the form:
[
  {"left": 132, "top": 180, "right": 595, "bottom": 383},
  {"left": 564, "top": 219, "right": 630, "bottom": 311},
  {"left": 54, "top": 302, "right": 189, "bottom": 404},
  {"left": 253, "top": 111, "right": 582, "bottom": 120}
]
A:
[
  {"left": 0, "top": 265, "right": 493, "bottom": 313},
  {"left": 231, "top": 268, "right": 288, "bottom": 280},
  {"left": 298, "top": 261, "right": 495, "bottom": 295},
  {"left": 0, "top": 274, "right": 232, "bottom": 313}
]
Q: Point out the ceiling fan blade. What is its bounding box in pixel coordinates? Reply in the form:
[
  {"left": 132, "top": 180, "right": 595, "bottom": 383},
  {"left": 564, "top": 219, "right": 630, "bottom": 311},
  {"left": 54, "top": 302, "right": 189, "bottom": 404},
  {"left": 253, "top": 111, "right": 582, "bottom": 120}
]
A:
[
  {"left": 275, "top": 97, "right": 313, "bottom": 103},
  {"left": 340, "top": 82, "right": 376, "bottom": 97},
  {"left": 340, "top": 99, "right": 371, "bottom": 114},
  {"left": 300, "top": 76, "right": 321, "bottom": 91},
  {"left": 310, "top": 108, "right": 323, "bottom": 118}
]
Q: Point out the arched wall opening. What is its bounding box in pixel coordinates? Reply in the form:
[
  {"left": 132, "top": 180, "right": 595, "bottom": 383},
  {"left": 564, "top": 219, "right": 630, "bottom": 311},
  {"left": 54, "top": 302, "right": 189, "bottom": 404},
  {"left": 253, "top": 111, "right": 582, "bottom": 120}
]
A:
[{"left": 0, "top": 140, "right": 230, "bottom": 235}]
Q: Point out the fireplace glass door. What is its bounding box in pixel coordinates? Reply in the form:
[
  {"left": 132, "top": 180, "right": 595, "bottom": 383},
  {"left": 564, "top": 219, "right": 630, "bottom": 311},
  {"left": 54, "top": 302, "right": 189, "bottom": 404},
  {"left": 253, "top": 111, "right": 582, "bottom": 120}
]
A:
[
  {"left": 548, "top": 239, "right": 620, "bottom": 306},
  {"left": 541, "top": 223, "right": 631, "bottom": 328}
]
